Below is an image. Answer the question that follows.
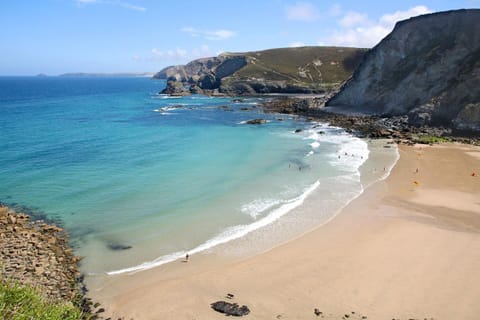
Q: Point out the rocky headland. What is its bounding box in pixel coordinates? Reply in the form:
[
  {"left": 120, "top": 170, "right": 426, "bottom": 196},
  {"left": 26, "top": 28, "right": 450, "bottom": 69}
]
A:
[
  {"left": 154, "top": 46, "right": 366, "bottom": 96},
  {"left": 155, "top": 9, "right": 479, "bottom": 139},
  {"left": 327, "top": 9, "right": 480, "bottom": 133}
]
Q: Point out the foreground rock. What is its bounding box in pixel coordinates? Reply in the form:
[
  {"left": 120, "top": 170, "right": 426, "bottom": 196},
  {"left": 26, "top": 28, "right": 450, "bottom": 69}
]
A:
[
  {"left": 327, "top": 9, "right": 480, "bottom": 133},
  {"left": 0, "top": 204, "right": 104, "bottom": 318},
  {"left": 211, "top": 300, "right": 250, "bottom": 316},
  {"left": 0, "top": 205, "right": 81, "bottom": 301}
]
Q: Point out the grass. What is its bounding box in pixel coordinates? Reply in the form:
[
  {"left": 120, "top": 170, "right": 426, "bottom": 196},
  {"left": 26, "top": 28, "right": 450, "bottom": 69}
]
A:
[
  {"left": 0, "top": 280, "right": 82, "bottom": 320},
  {"left": 224, "top": 46, "right": 367, "bottom": 86},
  {"left": 415, "top": 135, "right": 452, "bottom": 144}
]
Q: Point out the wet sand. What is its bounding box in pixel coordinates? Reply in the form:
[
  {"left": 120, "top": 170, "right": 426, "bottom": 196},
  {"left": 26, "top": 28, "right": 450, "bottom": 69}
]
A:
[{"left": 88, "top": 143, "right": 480, "bottom": 319}]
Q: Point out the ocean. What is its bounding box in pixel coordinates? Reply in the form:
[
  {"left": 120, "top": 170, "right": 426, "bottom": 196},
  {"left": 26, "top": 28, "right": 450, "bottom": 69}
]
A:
[{"left": 0, "top": 76, "right": 399, "bottom": 275}]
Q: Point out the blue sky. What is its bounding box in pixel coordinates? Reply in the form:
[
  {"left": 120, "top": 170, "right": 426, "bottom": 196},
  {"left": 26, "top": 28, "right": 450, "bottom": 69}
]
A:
[{"left": 0, "top": 0, "right": 478, "bottom": 75}]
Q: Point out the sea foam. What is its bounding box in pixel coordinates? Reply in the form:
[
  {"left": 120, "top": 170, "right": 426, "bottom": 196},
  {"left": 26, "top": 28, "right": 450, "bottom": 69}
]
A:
[{"left": 107, "top": 180, "right": 320, "bottom": 275}]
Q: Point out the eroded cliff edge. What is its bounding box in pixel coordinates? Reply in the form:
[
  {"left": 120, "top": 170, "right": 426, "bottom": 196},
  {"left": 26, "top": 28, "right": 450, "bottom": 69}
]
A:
[{"left": 326, "top": 9, "right": 480, "bottom": 133}]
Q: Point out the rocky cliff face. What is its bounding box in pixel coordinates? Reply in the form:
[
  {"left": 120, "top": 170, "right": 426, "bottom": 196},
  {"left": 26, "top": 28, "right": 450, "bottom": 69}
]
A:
[
  {"left": 154, "top": 47, "right": 366, "bottom": 96},
  {"left": 154, "top": 54, "right": 247, "bottom": 95},
  {"left": 154, "top": 56, "right": 224, "bottom": 82},
  {"left": 326, "top": 9, "right": 480, "bottom": 132}
]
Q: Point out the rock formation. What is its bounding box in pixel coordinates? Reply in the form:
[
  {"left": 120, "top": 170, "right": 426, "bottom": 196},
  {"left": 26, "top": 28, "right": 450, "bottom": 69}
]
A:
[
  {"left": 211, "top": 300, "right": 250, "bottom": 316},
  {"left": 0, "top": 205, "right": 83, "bottom": 301},
  {"left": 154, "top": 47, "right": 366, "bottom": 96},
  {"left": 327, "top": 9, "right": 480, "bottom": 132}
]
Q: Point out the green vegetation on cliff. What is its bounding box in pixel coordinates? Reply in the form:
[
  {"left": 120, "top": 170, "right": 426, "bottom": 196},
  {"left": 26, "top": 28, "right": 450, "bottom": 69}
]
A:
[
  {"left": 155, "top": 46, "right": 367, "bottom": 95},
  {"left": 225, "top": 46, "right": 365, "bottom": 87},
  {"left": 0, "top": 280, "right": 82, "bottom": 320}
]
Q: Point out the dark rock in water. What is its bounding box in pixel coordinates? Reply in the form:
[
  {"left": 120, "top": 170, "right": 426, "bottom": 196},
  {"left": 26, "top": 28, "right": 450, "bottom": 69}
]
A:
[
  {"left": 294, "top": 129, "right": 303, "bottom": 133},
  {"left": 108, "top": 243, "right": 132, "bottom": 251},
  {"left": 246, "top": 119, "right": 267, "bottom": 125},
  {"left": 211, "top": 301, "right": 250, "bottom": 316}
]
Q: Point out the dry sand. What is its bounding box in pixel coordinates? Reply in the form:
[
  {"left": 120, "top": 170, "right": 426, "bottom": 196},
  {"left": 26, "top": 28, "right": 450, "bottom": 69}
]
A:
[{"left": 89, "top": 143, "right": 480, "bottom": 319}]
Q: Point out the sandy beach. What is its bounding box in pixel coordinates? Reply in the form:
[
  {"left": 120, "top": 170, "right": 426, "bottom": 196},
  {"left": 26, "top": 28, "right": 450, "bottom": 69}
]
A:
[{"left": 89, "top": 143, "right": 480, "bottom": 319}]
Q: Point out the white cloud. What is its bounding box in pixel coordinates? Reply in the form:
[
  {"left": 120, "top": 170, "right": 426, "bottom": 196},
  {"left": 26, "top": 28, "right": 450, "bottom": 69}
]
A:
[
  {"left": 324, "top": 5, "right": 432, "bottom": 47},
  {"left": 192, "top": 44, "right": 212, "bottom": 57},
  {"left": 285, "top": 2, "right": 320, "bottom": 22},
  {"left": 151, "top": 48, "right": 188, "bottom": 60},
  {"left": 289, "top": 41, "right": 306, "bottom": 47},
  {"left": 329, "top": 4, "right": 342, "bottom": 17},
  {"left": 339, "top": 12, "right": 368, "bottom": 27},
  {"left": 147, "top": 45, "right": 214, "bottom": 63},
  {"left": 380, "top": 5, "right": 430, "bottom": 25},
  {"left": 118, "top": 2, "right": 146, "bottom": 12},
  {"left": 180, "top": 27, "right": 236, "bottom": 40},
  {"left": 75, "top": 0, "right": 146, "bottom": 12},
  {"left": 151, "top": 48, "right": 164, "bottom": 58}
]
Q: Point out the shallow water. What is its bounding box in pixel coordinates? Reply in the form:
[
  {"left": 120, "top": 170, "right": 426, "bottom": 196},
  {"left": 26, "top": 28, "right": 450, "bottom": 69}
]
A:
[{"left": 0, "top": 77, "right": 398, "bottom": 274}]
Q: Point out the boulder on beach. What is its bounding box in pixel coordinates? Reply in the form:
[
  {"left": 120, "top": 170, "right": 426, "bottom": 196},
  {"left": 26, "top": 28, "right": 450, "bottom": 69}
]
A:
[{"left": 211, "top": 301, "right": 250, "bottom": 316}]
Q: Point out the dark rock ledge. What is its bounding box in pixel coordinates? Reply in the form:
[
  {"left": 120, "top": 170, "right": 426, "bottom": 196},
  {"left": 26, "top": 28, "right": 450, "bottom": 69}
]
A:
[{"left": 262, "top": 96, "right": 480, "bottom": 145}]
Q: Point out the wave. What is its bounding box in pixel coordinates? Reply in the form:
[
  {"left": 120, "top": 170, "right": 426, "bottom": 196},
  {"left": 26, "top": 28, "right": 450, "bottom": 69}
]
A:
[
  {"left": 240, "top": 198, "right": 282, "bottom": 219},
  {"left": 151, "top": 94, "right": 182, "bottom": 99},
  {"left": 106, "top": 180, "right": 320, "bottom": 275},
  {"left": 310, "top": 141, "right": 320, "bottom": 149},
  {"left": 153, "top": 106, "right": 183, "bottom": 112}
]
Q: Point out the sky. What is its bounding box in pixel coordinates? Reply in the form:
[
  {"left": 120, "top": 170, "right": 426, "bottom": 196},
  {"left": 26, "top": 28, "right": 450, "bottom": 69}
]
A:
[{"left": 0, "top": 0, "right": 478, "bottom": 75}]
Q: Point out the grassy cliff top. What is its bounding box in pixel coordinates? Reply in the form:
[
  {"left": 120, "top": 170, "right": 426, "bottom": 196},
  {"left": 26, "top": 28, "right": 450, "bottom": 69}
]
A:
[{"left": 221, "top": 46, "right": 367, "bottom": 86}]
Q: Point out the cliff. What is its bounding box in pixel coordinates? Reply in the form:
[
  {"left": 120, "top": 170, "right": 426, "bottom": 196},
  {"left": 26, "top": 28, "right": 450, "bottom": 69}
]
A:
[
  {"left": 326, "top": 9, "right": 480, "bottom": 132},
  {"left": 154, "top": 46, "right": 367, "bottom": 95}
]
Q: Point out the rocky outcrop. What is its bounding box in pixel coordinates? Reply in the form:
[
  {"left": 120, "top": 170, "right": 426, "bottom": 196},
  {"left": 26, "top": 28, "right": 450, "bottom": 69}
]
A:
[
  {"left": 0, "top": 205, "right": 82, "bottom": 301},
  {"left": 245, "top": 119, "right": 267, "bottom": 125},
  {"left": 219, "top": 79, "right": 325, "bottom": 95},
  {"left": 211, "top": 301, "right": 250, "bottom": 316},
  {"left": 264, "top": 96, "right": 480, "bottom": 145},
  {"left": 327, "top": 9, "right": 480, "bottom": 133},
  {"left": 154, "top": 55, "right": 247, "bottom": 95},
  {"left": 0, "top": 204, "right": 109, "bottom": 319},
  {"left": 154, "top": 56, "right": 225, "bottom": 82},
  {"left": 155, "top": 47, "right": 366, "bottom": 96}
]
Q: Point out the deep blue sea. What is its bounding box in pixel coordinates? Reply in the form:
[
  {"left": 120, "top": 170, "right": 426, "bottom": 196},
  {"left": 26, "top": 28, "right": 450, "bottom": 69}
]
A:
[{"left": 0, "top": 76, "right": 398, "bottom": 274}]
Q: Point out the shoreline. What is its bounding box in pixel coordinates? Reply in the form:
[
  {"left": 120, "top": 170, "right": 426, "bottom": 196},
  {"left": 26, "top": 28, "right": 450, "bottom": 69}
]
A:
[
  {"left": 87, "top": 142, "right": 480, "bottom": 319},
  {"left": 91, "top": 138, "right": 398, "bottom": 276}
]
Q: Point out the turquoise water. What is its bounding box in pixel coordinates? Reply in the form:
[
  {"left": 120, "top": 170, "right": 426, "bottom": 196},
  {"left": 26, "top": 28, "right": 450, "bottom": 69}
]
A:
[{"left": 0, "top": 77, "right": 396, "bottom": 274}]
